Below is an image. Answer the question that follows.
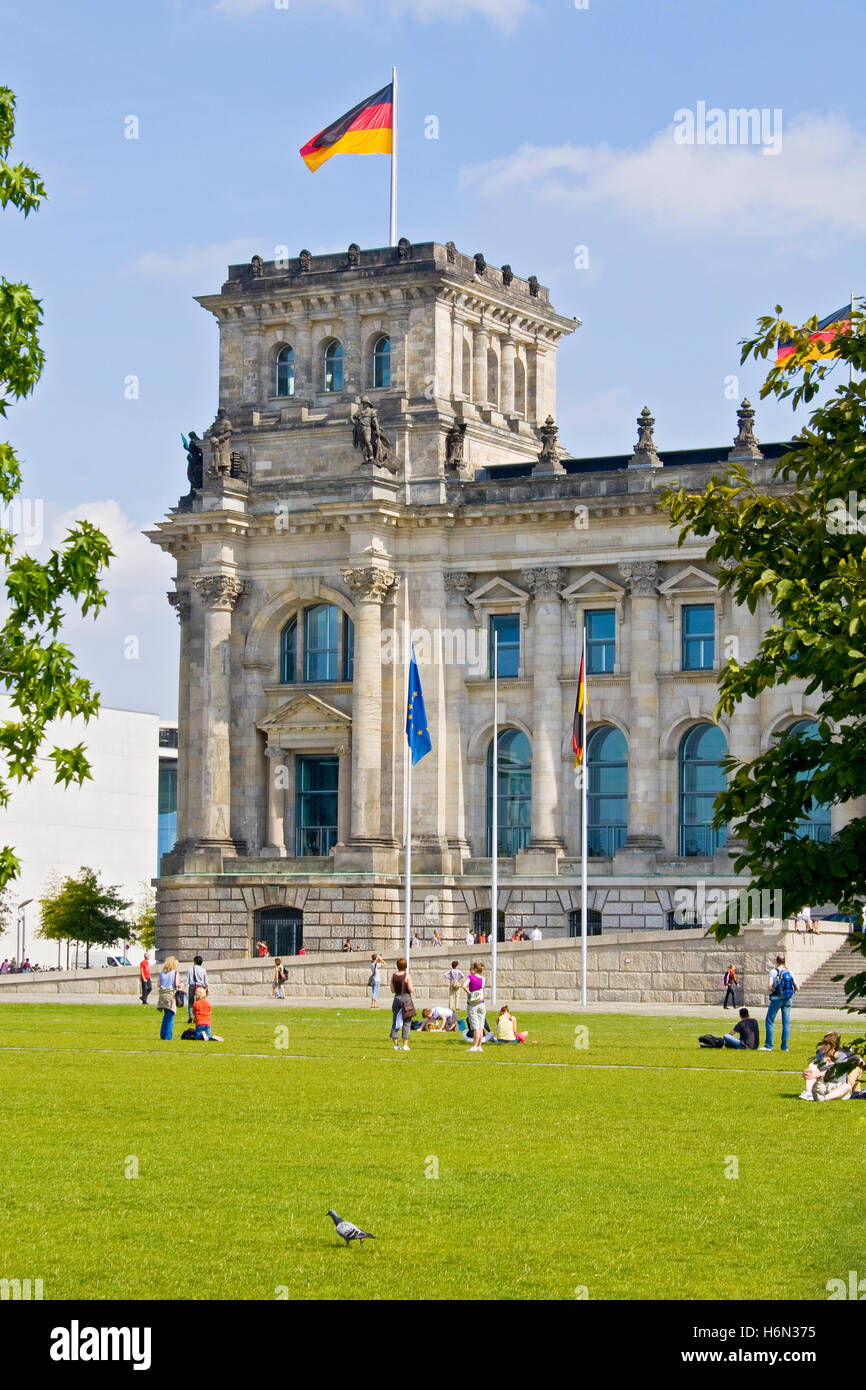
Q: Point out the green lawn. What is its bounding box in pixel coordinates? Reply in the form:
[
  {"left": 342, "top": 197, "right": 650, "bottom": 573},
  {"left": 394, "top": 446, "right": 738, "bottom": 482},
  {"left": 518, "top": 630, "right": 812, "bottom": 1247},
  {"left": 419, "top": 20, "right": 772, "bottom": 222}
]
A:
[{"left": 0, "top": 1003, "right": 861, "bottom": 1301}]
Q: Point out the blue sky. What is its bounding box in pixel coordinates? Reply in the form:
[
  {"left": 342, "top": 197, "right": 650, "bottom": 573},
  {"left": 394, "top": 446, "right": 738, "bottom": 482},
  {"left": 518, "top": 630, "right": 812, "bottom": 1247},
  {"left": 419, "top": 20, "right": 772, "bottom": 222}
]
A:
[{"left": 3, "top": 0, "right": 864, "bottom": 719}]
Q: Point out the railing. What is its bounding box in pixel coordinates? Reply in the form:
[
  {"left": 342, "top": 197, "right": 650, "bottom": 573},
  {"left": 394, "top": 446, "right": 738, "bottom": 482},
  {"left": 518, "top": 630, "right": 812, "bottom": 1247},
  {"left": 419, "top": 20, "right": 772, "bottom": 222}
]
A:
[
  {"left": 587, "top": 825, "right": 627, "bottom": 857},
  {"left": 295, "top": 826, "right": 338, "bottom": 857}
]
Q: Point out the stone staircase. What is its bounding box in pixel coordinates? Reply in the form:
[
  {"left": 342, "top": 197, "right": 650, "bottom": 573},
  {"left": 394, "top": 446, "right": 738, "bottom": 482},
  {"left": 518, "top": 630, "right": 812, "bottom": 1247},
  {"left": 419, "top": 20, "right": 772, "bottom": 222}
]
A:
[{"left": 796, "top": 941, "right": 866, "bottom": 1011}]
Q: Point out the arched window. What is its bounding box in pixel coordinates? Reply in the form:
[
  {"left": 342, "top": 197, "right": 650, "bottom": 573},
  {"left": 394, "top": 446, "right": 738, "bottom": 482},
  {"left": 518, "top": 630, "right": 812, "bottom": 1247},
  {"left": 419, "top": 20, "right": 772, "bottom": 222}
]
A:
[
  {"left": 514, "top": 358, "right": 526, "bottom": 417},
  {"left": 786, "top": 719, "right": 832, "bottom": 842},
  {"left": 587, "top": 726, "right": 628, "bottom": 857},
  {"left": 679, "top": 723, "right": 728, "bottom": 856},
  {"left": 372, "top": 335, "right": 390, "bottom": 389},
  {"left": 279, "top": 616, "right": 297, "bottom": 684},
  {"left": 487, "top": 728, "right": 531, "bottom": 857},
  {"left": 473, "top": 908, "right": 505, "bottom": 942},
  {"left": 256, "top": 906, "right": 303, "bottom": 957},
  {"left": 323, "top": 340, "right": 343, "bottom": 393},
  {"left": 487, "top": 347, "right": 499, "bottom": 407},
  {"left": 462, "top": 339, "right": 472, "bottom": 398},
  {"left": 276, "top": 345, "right": 295, "bottom": 397},
  {"left": 303, "top": 604, "right": 339, "bottom": 682}
]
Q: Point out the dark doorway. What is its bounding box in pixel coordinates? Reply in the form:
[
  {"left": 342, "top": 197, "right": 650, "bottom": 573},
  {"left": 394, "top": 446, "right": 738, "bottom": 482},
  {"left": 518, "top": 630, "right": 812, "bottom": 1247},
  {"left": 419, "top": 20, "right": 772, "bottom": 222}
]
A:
[
  {"left": 473, "top": 908, "right": 506, "bottom": 943},
  {"left": 257, "top": 906, "right": 303, "bottom": 957}
]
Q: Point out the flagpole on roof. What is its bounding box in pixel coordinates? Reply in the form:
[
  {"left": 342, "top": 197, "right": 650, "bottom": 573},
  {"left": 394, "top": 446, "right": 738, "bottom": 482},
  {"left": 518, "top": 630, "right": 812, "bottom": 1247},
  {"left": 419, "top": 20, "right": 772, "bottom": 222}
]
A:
[
  {"left": 389, "top": 67, "right": 398, "bottom": 248},
  {"left": 491, "top": 631, "right": 499, "bottom": 1007},
  {"left": 580, "top": 625, "right": 588, "bottom": 1007}
]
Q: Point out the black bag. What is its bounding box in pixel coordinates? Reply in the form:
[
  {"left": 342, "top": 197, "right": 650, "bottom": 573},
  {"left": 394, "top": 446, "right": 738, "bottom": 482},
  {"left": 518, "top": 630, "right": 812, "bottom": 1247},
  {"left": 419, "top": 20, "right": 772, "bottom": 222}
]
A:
[
  {"left": 698, "top": 1034, "right": 725, "bottom": 1048},
  {"left": 175, "top": 989, "right": 186, "bottom": 1008}
]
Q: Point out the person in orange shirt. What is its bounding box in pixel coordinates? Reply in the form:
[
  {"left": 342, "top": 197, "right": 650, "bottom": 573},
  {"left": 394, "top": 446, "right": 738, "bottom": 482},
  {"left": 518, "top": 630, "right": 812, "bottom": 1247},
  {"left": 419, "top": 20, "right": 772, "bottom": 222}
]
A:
[{"left": 192, "top": 986, "right": 222, "bottom": 1041}]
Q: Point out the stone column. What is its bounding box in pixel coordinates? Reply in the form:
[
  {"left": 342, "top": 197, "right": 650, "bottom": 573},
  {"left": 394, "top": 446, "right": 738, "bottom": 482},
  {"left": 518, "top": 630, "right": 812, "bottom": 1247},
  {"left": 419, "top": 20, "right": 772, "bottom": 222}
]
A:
[
  {"left": 294, "top": 322, "right": 313, "bottom": 402},
  {"left": 336, "top": 742, "right": 352, "bottom": 845},
  {"left": 500, "top": 337, "right": 516, "bottom": 414},
  {"left": 192, "top": 575, "right": 244, "bottom": 857},
  {"left": 472, "top": 324, "right": 488, "bottom": 405},
  {"left": 389, "top": 311, "right": 410, "bottom": 395},
  {"left": 451, "top": 313, "right": 465, "bottom": 398},
  {"left": 167, "top": 587, "right": 191, "bottom": 850},
  {"left": 342, "top": 566, "right": 396, "bottom": 844},
  {"left": 618, "top": 561, "right": 663, "bottom": 855},
  {"left": 522, "top": 567, "right": 566, "bottom": 861},
  {"left": 262, "top": 745, "right": 287, "bottom": 856}
]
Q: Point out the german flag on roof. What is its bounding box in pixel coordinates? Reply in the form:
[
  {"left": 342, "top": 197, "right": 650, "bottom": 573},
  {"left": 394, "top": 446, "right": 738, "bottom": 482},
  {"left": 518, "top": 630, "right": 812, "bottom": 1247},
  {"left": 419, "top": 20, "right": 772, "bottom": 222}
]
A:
[
  {"left": 776, "top": 302, "right": 852, "bottom": 366},
  {"left": 300, "top": 83, "right": 394, "bottom": 173}
]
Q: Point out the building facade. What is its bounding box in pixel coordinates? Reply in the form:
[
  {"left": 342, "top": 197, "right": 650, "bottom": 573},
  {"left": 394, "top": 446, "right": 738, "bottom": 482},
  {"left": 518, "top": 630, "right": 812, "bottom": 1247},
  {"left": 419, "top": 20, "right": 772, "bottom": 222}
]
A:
[{"left": 150, "top": 240, "right": 844, "bottom": 959}]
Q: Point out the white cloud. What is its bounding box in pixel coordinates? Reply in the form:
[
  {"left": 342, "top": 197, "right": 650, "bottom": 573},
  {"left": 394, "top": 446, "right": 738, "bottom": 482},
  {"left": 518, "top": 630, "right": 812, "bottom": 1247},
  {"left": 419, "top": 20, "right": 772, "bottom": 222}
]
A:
[
  {"left": 460, "top": 114, "right": 866, "bottom": 241},
  {"left": 210, "top": 0, "right": 533, "bottom": 33},
  {"left": 133, "top": 237, "right": 263, "bottom": 284},
  {"left": 50, "top": 501, "right": 174, "bottom": 609}
]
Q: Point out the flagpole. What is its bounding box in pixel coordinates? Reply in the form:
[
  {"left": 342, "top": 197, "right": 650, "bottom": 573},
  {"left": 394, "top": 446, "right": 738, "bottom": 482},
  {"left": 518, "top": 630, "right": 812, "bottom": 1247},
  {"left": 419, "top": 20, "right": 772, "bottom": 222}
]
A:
[
  {"left": 580, "top": 626, "right": 588, "bottom": 1008},
  {"left": 491, "top": 632, "right": 499, "bottom": 1007},
  {"left": 404, "top": 585, "right": 411, "bottom": 964},
  {"left": 389, "top": 66, "right": 398, "bottom": 248}
]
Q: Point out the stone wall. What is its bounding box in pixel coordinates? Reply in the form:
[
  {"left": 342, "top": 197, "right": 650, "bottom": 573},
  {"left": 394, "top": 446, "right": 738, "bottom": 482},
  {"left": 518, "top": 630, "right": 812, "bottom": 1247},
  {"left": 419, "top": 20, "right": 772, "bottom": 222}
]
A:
[{"left": 0, "top": 925, "right": 850, "bottom": 1009}]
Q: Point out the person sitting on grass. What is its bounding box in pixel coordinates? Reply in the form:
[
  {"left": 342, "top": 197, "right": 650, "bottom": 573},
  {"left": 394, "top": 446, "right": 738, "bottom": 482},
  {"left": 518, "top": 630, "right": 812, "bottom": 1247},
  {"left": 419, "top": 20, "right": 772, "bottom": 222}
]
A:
[
  {"left": 420, "top": 1006, "right": 458, "bottom": 1032},
  {"left": 193, "top": 985, "right": 223, "bottom": 1042},
  {"left": 800, "top": 1033, "right": 862, "bottom": 1100},
  {"left": 723, "top": 1008, "right": 759, "bottom": 1050},
  {"left": 495, "top": 1004, "right": 529, "bottom": 1043}
]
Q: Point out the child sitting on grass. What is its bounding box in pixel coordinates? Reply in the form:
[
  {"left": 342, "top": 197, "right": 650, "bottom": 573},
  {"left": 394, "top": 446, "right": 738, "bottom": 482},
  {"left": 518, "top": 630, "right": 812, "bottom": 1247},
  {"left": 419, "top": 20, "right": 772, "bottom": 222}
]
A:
[{"left": 193, "top": 986, "right": 223, "bottom": 1042}]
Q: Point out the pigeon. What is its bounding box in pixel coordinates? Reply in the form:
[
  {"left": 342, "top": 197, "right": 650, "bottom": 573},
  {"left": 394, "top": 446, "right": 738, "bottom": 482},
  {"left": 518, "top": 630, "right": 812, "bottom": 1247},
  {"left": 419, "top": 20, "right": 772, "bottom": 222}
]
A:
[{"left": 327, "top": 1209, "right": 375, "bottom": 1246}]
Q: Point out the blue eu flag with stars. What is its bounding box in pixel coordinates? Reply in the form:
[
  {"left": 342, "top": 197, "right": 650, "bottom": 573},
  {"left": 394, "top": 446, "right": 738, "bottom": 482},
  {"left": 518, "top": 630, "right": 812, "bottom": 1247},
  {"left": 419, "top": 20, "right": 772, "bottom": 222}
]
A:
[{"left": 406, "top": 645, "right": 432, "bottom": 765}]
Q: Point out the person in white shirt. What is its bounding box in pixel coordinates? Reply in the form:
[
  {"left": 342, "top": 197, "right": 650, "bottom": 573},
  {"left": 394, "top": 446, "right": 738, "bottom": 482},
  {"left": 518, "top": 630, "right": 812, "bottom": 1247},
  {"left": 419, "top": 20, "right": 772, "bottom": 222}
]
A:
[
  {"left": 794, "top": 904, "right": 813, "bottom": 933},
  {"left": 530, "top": 925, "right": 542, "bottom": 942},
  {"left": 421, "top": 1006, "right": 457, "bottom": 1031},
  {"left": 465, "top": 930, "right": 475, "bottom": 945}
]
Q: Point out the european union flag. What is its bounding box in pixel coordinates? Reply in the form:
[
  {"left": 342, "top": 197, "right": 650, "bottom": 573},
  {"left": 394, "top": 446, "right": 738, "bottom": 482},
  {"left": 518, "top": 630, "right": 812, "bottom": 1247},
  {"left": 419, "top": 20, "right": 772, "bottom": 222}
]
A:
[{"left": 406, "top": 645, "right": 432, "bottom": 765}]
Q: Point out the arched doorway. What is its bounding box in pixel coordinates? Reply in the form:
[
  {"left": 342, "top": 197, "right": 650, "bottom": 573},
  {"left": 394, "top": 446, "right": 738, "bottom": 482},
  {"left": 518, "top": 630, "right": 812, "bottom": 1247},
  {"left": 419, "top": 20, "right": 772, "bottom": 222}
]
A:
[
  {"left": 473, "top": 908, "right": 505, "bottom": 943},
  {"left": 256, "top": 906, "right": 303, "bottom": 957}
]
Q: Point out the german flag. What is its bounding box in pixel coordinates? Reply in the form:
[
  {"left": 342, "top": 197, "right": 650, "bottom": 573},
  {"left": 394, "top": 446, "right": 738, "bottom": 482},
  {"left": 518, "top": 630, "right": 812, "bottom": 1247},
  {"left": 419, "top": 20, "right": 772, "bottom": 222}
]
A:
[
  {"left": 572, "top": 653, "right": 586, "bottom": 769},
  {"left": 776, "top": 302, "right": 852, "bottom": 366},
  {"left": 300, "top": 83, "right": 394, "bottom": 173}
]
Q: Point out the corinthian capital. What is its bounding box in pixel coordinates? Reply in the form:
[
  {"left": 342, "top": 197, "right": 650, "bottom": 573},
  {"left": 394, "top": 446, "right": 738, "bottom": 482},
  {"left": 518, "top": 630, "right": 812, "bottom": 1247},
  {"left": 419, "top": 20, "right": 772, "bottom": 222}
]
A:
[
  {"left": 619, "top": 561, "right": 659, "bottom": 597},
  {"left": 342, "top": 565, "right": 397, "bottom": 604},
  {"left": 193, "top": 574, "right": 245, "bottom": 611},
  {"left": 443, "top": 571, "right": 474, "bottom": 599},
  {"left": 167, "top": 588, "right": 192, "bottom": 623},
  {"left": 521, "top": 566, "right": 565, "bottom": 600}
]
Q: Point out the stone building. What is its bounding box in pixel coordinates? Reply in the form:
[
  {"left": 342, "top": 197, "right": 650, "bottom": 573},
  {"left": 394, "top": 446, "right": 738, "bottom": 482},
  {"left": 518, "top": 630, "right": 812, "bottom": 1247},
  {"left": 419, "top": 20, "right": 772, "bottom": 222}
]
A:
[{"left": 149, "top": 239, "right": 839, "bottom": 959}]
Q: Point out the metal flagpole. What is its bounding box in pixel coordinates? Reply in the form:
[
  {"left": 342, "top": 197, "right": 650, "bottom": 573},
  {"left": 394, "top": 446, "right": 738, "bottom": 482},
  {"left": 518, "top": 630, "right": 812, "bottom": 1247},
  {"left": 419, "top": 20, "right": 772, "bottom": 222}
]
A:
[
  {"left": 404, "top": 577, "right": 411, "bottom": 962},
  {"left": 491, "top": 632, "right": 499, "bottom": 1006},
  {"left": 389, "top": 66, "right": 398, "bottom": 247},
  {"left": 580, "top": 626, "right": 588, "bottom": 1007}
]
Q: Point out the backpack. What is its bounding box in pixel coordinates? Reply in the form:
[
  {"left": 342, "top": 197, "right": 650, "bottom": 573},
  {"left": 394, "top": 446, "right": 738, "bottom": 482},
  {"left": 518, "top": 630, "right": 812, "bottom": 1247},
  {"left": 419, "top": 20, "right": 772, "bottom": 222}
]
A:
[
  {"left": 771, "top": 968, "right": 796, "bottom": 1000},
  {"left": 698, "top": 1034, "right": 725, "bottom": 1048},
  {"left": 278, "top": 967, "right": 288, "bottom": 984}
]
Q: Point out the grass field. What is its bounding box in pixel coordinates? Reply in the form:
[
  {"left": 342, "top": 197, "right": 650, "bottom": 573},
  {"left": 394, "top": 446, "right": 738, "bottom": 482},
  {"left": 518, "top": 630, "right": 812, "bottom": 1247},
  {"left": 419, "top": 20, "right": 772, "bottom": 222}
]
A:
[{"left": 0, "top": 1002, "right": 862, "bottom": 1301}]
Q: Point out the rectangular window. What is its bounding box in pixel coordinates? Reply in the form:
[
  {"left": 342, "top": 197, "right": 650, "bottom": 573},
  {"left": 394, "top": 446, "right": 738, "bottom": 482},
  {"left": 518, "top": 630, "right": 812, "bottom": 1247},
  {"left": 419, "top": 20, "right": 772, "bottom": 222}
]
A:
[
  {"left": 682, "top": 604, "right": 715, "bottom": 670},
  {"left": 295, "top": 756, "right": 339, "bottom": 857},
  {"left": 342, "top": 616, "right": 355, "bottom": 682},
  {"left": 585, "top": 609, "right": 615, "bottom": 674},
  {"left": 490, "top": 614, "right": 520, "bottom": 678},
  {"left": 304, "top": 605, "right": 339, "bottom": 682}
]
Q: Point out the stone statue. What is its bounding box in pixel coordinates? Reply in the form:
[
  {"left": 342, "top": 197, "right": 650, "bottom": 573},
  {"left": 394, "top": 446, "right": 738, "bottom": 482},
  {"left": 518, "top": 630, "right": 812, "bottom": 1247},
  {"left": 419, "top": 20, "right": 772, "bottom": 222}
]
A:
[
  {"left": 474, "top": 252, "right": 486, "bottom": 277},
  {"left": 729, "top": 398, "right": 763, "bottom": 461},
  {"left": 185, "top": 431, "right": 204, "bottom": 491},
  {"left": 249, "top": 254, "right": 264, "bottom": 278},
  {"left": 397, "top": 237, "right": 411, "bottom": 261},
  {"left": 533, "top": 415, "right": 567, "bottom": 476},
  {"left": 347, "top": 243, "right": 361, "bottom": 267},
  {"left": 445, "top": 241, "right": 457, "bottom": 265},
  {"left": 630, "top": 406, "right": 663, "bottom": 468},
  {"left": 299, "top": 249, "right": 312, "bottom": 272},
  {"left": 528, "top": 275, "right": 539, "bottom": 298},
  {"left": 501, "top": 264, "right": 514, "bottom": 286},
  {"left": 351, "top": 397, "right": 393, "bottom": 468},
  {"left": 445, "top": 420, "right": 467, "bottom": 470},
  {"left": 206, "top": 407, "right": 233, "bottom": 475}
]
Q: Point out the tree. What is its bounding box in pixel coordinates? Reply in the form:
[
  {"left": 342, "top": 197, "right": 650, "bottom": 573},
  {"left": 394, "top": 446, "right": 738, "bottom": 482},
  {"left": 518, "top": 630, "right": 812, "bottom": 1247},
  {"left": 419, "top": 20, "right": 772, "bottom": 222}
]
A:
[
  {"left": 38, "top": 868, "right": 131, "bottom": 968},
  {"left": 0, "top": 87, "right": 113, "bottom": 888},
  {"left": 127, "top": 885, "right": 156, "bottom": 954},
  {"left": 662, "top": 302, "right": 866, "bottom": 1010}
]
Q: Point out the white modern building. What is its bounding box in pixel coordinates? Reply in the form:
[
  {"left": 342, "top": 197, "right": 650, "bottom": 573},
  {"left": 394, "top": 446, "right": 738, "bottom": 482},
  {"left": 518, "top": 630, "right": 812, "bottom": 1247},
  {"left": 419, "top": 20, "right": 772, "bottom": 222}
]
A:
[{"left": 0, "top": 702, "right": 177, "bottom": 966}]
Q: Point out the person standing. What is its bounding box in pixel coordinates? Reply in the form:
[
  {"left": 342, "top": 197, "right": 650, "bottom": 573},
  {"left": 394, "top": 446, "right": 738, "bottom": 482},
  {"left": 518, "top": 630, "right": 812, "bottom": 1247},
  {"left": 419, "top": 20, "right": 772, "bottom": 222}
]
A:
[
  {"left": 139, "top": 953, "right": 152, "bottom": 1006},
  {"left": 722, "top": 963, "right": 738, "bottom": 1010},
  {"left": 761, "top": 954, "right": 799, "bottom": 1052},
  {"left": 462, "top": 961, "right": 487, "bottom": 1052},
  {"left": 530, "top": 924, "right": 542, "bottom": 941},
  {"left": 157, "top": 956, "right": 181, "bottom": 1040},
  {"left": 256, "top": 940, "right": 269, "bottom": 959},
  {"left": 389, "top": 956, "right": 415, "bottom": 1052},
  {"left": 445, "top": 960, "right": 465, "bottom": 1014},
  {"left": 368, "top": 953, "right": 386, "bottom": 1009},
  {"left": 271, "top": 958, "right": 287, "bottom": 1000},
  {"left": 186, "top": 955, "right": 208, "bottom": 1023}
]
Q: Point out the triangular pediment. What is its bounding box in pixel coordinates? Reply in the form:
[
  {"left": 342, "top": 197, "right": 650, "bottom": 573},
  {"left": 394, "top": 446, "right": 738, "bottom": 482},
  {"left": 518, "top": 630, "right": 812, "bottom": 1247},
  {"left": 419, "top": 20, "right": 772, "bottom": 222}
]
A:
[
  {"left": 258, "top": 692, "right": 352, "bottom": 737},
  {"left": 467, "top": 576, "right": 529, "bottom": 607},
  {"left": 657, "top": 566, "right": 719, "bottom": 596},
  {"left": 561, "top": 571, "right": 625, "bottom": 602}
]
